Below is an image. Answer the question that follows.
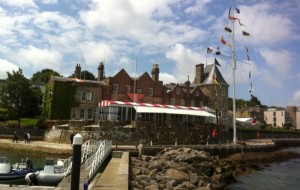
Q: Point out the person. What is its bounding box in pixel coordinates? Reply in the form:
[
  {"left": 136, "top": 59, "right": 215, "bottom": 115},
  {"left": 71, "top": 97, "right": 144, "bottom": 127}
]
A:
[
  {"left": 207, "top": 135, "right": 211, "bottom": 145},
  {"left": 27, "top": 132, "right": 31, "bottom": 143},
  {"left": 70, "top": 133, "right": 75, "bottom": 145},
  {"left": 26, "top": 158, "right": 33, "bottom": 169},
  {"left": 24, "top": 132, "right": 28, "bottom": 143},
  {"left": 13, "top": 132, "right": 18, "bottom": 143}
]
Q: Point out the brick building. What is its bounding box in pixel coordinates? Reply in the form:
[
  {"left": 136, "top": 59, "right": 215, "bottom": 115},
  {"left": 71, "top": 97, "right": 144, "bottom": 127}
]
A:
[{"left": 44, "top": 62, "right": 229, "bottom": 125}]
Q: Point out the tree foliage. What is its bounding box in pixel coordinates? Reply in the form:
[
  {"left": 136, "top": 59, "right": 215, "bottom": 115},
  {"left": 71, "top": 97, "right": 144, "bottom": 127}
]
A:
[
  {"left": 69, "top": 70, "right": 95, "bottom": 80},
  {"left": 31, "top": 69, "right": 60, "bottom": 83},
  {"left": 0, "top": 69, "right": 42, "bottom": 126}
]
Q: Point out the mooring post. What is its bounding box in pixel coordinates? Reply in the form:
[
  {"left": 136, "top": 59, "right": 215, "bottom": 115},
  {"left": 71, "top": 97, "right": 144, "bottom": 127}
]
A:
[{"left": 70, "top": 133, "right": 83, "bottom": 190}]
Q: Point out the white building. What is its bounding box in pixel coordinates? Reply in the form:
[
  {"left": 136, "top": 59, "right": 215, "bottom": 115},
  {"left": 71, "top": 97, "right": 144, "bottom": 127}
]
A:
[
  {"left": 264, "top": 108, "right": 286, "bottom": 128},
  {"left": 296, "top": 111, "right": 300, "bottom": 130}
]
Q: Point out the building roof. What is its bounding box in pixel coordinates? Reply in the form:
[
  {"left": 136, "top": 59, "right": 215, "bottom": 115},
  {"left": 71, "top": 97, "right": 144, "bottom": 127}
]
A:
[
  {"left": 99, "top": 100, "right": 216, "bottom": 117},
  {"left": 202, "top": 64, "right": 229, "bottom": 86},
  {"left": 51, "top": 76, "right": 106, "bottom": 85}
]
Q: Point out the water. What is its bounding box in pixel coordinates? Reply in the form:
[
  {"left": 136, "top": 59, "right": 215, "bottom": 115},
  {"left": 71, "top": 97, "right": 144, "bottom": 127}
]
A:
[
  {"left": 229, "top": 147, "right": 300, "bottom": 190},
  {"left": 0, "top": 149, "right": 62, "bottom": 185}
]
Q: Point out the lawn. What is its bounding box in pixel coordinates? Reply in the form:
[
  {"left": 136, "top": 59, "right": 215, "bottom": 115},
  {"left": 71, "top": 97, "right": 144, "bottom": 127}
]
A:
[{"left": 7, "top": 118, "right": 40, "bottom": 127}]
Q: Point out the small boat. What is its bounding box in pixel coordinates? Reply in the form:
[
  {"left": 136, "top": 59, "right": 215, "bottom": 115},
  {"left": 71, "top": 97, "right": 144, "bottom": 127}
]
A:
[
  {"left": 25, "top": 159, "right": 66, "bottom": 186},
  {"left": 0, "top": 156, "right": 41, "bottom": 182}
]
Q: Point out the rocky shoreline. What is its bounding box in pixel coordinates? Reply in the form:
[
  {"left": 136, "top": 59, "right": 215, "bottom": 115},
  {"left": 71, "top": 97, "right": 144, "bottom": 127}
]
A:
[{"left": 129, "top": 147, "right": 300, "bottom": 190}]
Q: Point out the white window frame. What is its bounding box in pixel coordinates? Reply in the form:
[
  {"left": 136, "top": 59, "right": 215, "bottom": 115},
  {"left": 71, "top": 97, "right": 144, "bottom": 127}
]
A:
[
  {"left": 125, "top": 85, "right": 130, "bottom": 93},
  {"left": 113, "top": 84, "right": 118, "bottom": 93},
  {"left": 180, "top": 99, "right": 185, "bottom": 106},
  {"left": 176, "top": 88, "right": 180, "bottom": 95},
  {"left": 86, "top": 92, "right": 93, "bottom": 101},
  {"left": 148, "top": 88, "right": 153, "bottom": 96},
  {"left": 137, "top": 87, "right": 142, "bottom": 94},
  {"left": 170, "top": 98, "right": 175, "bottom": 105}
]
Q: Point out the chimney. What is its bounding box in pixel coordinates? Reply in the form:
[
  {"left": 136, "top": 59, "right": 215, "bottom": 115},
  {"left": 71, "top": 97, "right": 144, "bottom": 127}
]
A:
[
  {"left": 98, "top": 62, "right": 104, "bottom": 81},
  {"left": 75, "top": 64, "right": 81, "bottom": 79},
  {"left": 151, "top": 64, "right": 159, "bottom": 82},
  {"left": 195, "top": 63, "right": 204, "bottom": 85}
]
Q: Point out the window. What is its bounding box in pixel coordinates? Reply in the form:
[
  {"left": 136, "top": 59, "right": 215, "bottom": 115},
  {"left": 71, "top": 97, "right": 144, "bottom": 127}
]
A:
[
  {"left": 81, "top": 92, "right": 86, "bottom": 101},
  {"left": 125, "top": 85, "right": 130, "bottom": 93},
  {"left": 176, "top": 88, "right": 180, "bottom": 95},
  {"left": 199, "top": 101, "right": 203, "bottom": 107},
  {"left": 80, "top": 109, "right": 85, "bottom": 119},
  {"left": 273, "top": 112, "right": 276, "bottom": 116},
  {"left": 137, "top": 87, "right": 142, "bottom": 94},
  {"left": 71, "top": 108, "right": 76, "bottom": 119},
  {"left": 113, "top": 84, "right": 118, "bottom": 93},
  {"left": 88, "top": 109, "right": 93, "bottom": 119},
  {"left": 86, "top": 92, "right": 93, "bottom": 101},
  {"left": 196, "top": 91, "right": 199, "bottom": 97},
  {"left": 170, "top": 98, "right": 175, "bottom": 105},
  {"left": 191, "top": 100, "right": 195, "bottom": 107},
  {"left": 180, "top": 99, "right": 185, "bottom": 106},
  {"left": 148, "top": 88, "right": 153, "bottom": 96},
  {"left": 222, "top": 88, "right": 225, "bottom": 96}
]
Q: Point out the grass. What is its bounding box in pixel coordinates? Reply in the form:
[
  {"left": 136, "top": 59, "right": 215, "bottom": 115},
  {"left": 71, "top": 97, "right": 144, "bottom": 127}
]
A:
[{"left": 7, "top": 118, "right": 40, "bottom": 126}]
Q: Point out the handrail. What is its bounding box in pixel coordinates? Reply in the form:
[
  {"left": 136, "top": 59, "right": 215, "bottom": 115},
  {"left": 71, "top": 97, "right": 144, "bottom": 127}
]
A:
[
  {"left": 63, "top": 139, "right": 101, "bottom": 176},
  {"left": 85, "top": 139, "right": 112, "bottom": 179}
]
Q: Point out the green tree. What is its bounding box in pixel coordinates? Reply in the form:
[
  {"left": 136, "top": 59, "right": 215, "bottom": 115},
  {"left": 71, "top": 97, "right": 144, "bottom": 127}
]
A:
[
  {"left": 0, "top": 69, "right": 41, "bottom": 127},
  {"left": 69, "top": 70, "right": 95, "bottom": 80},
  {"left": 31, "top": 69, "right": 60, "bottom": 83},
  {"left": 250, "top": 95, "right": 262, "bottom": 106}
]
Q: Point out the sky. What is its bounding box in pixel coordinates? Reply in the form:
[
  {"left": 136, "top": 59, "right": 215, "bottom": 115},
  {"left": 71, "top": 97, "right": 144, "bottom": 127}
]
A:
[{"left": 0, "top": 0, "right": 299, "bottom": 107}]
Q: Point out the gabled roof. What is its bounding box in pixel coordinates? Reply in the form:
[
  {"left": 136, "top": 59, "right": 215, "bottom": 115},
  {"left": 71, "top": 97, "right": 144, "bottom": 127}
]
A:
[
  {"left": 202, "top": 64, "right": 229, "bottom": 86},
  {"left": 51, "top": 76, "right": 106, "bottom": 85}
]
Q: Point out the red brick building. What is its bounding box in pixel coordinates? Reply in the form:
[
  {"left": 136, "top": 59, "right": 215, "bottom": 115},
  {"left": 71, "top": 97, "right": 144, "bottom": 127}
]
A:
[{"left": 45, "top": 62, "right": 228, "bottom": 124}]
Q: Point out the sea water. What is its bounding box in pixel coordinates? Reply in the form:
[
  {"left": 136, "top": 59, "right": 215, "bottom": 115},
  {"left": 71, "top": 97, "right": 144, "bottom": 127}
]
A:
[{"left": 229, "top": 147, "right": 300, "bottom": 190}]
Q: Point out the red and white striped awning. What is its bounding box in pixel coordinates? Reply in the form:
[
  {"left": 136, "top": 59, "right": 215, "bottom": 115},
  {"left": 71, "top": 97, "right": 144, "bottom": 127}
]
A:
[{"left": 99, "top": 100, "right": 215, "bottom": 117}]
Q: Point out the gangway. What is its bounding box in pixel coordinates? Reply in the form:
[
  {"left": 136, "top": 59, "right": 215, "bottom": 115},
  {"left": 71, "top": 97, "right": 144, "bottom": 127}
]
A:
[{"left": 56, "top": 139, "right": 112, "bottom": 190}]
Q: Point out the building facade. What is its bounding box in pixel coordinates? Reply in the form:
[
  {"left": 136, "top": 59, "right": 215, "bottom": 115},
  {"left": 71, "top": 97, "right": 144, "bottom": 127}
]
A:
[{"left": 44, "top": 62, "right": 229, "bottom": 125}]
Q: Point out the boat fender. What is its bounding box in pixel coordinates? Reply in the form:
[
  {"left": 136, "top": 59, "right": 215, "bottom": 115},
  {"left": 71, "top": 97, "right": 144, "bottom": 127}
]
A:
[{"left": 28, "top": 173, "right": 38, "bottom": 185}]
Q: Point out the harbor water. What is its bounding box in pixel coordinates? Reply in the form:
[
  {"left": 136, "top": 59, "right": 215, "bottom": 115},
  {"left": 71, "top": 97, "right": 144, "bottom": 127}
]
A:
[
  {"left": 0, "top": 149, "right": 61, "bottom": 185},
  {"left": 229, "top": 147, "right": 300, "bottom": 190}
]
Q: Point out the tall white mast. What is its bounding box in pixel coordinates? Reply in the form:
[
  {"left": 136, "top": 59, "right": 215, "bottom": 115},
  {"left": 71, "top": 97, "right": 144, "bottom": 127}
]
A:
[{"left": 231, "top": 12, "right": 237, "bottom": 144}]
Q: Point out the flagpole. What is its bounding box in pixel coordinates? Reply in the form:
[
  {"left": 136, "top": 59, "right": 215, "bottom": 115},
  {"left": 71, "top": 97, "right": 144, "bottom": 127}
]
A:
[{"left": 231, "top": 13, "right": 237, "bottom": 144}]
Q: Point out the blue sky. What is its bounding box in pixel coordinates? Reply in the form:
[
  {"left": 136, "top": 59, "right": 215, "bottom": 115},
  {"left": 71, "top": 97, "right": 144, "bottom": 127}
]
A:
[{"left": 0, "top": 0, "right": 299, "bottom": 107}]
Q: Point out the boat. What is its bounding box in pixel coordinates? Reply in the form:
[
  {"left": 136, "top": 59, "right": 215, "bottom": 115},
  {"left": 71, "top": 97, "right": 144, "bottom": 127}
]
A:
[
  {"left": 0, "top": 156, "right": 41, "bottom": 182},
  {"left": 25, "top": 159, "right": 66, "bottom": 186}
]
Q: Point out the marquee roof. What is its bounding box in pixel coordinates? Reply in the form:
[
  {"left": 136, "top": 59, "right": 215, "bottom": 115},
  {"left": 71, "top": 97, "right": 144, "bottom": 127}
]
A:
[{"left": 99, "top": 100, "right": 216, "bottom": 117}]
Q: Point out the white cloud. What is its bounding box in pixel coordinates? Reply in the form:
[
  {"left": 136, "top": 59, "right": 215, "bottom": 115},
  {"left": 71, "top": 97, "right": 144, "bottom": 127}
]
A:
[
  {"left": 184, "top": 0, "right": 212, "bottom": 16},
  {"left": 0, "top": 59, "right": 19, "bottom": 79},
  {"left": 16, "top": 46, "right": 63, "bottom": 72},
  {"left": 0, "top": 0, "right": 37, "bottom": 8},
  {"left": 260, "top": 48, "right": 293, "bottom": 75},
  {"left": 160, "top": 72, "right": 178, "bottom": 84},
  {"left": 81, "top": 42, "right": 114, "bottom": 67},
  {"left": 41, "top": 0, "right": 57, "bottom": 4},
  {"left": 237, "top": 2, "right": 298, "bottom": 45},
  {"left": 165, "top": 43, "right": 205, "bottom": 83},
  {"left": 291, "top": 90, "right": 300, "bottom": 105},
  {"left": 79, "top": 0, "right": 207, "bottom": 49}
]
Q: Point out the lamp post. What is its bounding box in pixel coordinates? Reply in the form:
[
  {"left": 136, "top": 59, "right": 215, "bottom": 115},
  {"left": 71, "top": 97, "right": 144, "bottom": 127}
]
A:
[{"left": 70, "top": 133, "right": 83, "bottom": 190}]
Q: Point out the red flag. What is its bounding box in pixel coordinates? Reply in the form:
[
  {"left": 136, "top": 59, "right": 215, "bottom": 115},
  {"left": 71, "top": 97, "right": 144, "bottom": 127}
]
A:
[
  {"left": 212, "top": 128, "right": 216, "bottom": 138},
  {"left": 221, "top": 36, "right": 229, "bottom": 46}
]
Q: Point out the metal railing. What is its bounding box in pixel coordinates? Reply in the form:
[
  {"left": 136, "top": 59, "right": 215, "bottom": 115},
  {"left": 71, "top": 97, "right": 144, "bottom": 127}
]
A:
[
  {"left": 63, "top": 139, "right": 102, "bottom": 176},
  {"left": 84, "top": 139, "right": 112, "bottom": 180}
]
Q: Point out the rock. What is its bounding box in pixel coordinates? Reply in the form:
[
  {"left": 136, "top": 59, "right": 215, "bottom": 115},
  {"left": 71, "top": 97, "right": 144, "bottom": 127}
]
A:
[
  {"left": 175, "top": 181, "right": 196, "bottom": 189},
  {"left": 145, "top": 184, "right": 158, "bottom": 190},
  {"left": 166, "top": 179, "right": 178, "bottom": 189},
  {"left": 166, "top": 168, "right": 189, "bottom": 182},
  {"left": 189, "top": 172, "right": 199, "bottom": 184},
  {"left": 148, "top": 159, "right": 165, "bottom": 170}
]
